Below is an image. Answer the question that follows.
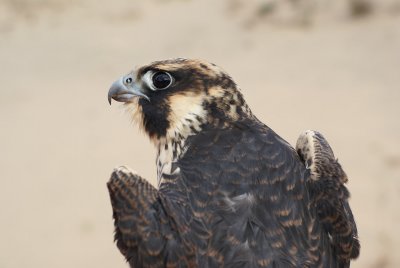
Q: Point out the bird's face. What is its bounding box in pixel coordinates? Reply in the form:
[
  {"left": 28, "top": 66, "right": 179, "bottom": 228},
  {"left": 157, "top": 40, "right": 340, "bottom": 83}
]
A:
[{"left": 108, "top": 58, "right": 250, "bottom": 144}]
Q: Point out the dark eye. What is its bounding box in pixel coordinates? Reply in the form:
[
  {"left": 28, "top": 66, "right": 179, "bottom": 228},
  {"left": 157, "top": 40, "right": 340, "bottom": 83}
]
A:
[
  {"left": 125, "top": 77, "right": 133, "bottom": 84},
  {"left": 152, "top": 72, "right": 173, "bottom": 90}
]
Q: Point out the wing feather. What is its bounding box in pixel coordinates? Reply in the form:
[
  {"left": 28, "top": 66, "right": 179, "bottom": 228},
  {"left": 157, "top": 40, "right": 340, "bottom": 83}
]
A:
[
  {"left": 296, "top": 130, "right": 360, "bottom": 266},
  {"left": 107, "top": 166, "right": 206, "bottom": 267}
]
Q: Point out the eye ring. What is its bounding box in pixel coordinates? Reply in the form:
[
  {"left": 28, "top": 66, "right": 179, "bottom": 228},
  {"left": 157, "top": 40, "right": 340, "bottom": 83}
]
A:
[
  {"left": 125, "top": 77, "right": 133, "bottom": 84},
  {"left": 151, "top": 71, "right": 173, "bottom": 90}
]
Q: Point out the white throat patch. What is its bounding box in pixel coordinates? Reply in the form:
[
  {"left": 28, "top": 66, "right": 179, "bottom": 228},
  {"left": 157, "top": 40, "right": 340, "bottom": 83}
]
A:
[{"left": 156, "top": 139, "right": 188, "bottom": 186}]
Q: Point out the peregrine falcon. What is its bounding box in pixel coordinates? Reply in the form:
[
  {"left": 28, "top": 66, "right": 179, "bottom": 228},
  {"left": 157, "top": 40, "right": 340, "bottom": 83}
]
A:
[{"left": 107, "top": 58, "right": 360, "bottom": 267}]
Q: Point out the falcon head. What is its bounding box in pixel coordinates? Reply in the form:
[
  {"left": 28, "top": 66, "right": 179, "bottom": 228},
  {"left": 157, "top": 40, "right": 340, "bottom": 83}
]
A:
[{"left": 108, "top": 58, "right": 251, "bottom": 144}]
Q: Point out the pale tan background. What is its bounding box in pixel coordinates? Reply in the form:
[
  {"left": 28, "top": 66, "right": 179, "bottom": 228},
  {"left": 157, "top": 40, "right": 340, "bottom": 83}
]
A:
[{"left": 1, "top": 0, "right": 399, "bottom": 267}]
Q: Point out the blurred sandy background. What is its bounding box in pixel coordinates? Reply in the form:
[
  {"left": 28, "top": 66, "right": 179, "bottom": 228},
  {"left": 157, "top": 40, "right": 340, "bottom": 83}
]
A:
[{"left": 1, "top": 0, "right": 399, "bottom": 267}]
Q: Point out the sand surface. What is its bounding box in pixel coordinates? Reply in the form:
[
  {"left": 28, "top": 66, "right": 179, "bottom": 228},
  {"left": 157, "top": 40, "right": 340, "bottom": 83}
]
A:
[{"left": 1, "top": 0, "right": 400, "bottom": 267}]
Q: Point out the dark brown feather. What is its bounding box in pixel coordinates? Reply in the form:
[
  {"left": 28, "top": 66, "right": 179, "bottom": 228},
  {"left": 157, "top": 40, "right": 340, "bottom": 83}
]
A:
[
  {"left": 296, "top": 131, "right": 360, "bottom": 266},
  {"left": 108, "top": 166, "right": 208, "bottom": 267}
]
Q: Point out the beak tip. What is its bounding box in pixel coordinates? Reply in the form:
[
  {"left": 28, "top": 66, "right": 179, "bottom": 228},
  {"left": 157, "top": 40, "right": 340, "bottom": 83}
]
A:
[{"left": 108, "top": 77, "right": 148, "bottom": 104}]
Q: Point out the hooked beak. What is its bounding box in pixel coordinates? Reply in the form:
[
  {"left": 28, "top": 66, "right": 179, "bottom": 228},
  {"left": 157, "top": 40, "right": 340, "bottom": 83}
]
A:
[{"left": 108, "top": 78, "right": 149, "bottom": 105}]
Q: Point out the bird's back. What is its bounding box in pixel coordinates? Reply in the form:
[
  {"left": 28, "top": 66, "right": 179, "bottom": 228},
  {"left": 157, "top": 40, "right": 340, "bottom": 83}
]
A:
[{"left": 175, "top": 119, "right": 337, "bottom": 267}]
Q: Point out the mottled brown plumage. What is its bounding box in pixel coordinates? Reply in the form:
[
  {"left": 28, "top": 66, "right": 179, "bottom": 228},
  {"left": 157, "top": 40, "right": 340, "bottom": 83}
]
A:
[
  {"left": 107, "top": 58, "right": 359, "bottom": 267},
  {"left": 296, "top": 131, "right": 360, "bottom": 264}
]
